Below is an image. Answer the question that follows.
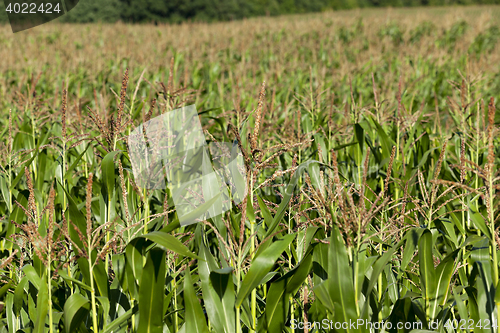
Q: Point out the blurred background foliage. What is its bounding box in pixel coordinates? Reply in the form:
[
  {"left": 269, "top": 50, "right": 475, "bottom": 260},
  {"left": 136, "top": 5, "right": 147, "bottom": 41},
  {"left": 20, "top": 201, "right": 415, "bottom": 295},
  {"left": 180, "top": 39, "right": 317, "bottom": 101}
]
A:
[{"left": 1, "top": 0, "right": 500, "bottom": 24}]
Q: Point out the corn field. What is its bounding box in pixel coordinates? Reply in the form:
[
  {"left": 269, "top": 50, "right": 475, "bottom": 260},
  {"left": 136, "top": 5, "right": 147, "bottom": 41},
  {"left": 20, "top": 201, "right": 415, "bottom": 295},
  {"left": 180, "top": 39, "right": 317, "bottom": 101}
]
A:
[{"left": 1, "top": 5, "right": 500, "bottom": 333}]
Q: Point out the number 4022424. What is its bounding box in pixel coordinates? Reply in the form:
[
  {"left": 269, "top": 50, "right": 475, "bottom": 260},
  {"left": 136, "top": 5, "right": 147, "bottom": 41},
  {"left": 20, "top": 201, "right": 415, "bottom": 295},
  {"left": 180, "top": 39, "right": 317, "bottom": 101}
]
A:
[{"left": 5, "top": 2, "right": 62, "bottom": 14}]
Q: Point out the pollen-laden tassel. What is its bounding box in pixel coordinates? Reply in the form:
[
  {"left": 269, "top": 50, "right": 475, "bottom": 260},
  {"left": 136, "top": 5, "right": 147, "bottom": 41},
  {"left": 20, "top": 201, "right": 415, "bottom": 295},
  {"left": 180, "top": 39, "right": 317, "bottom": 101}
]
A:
[
  {"left": 24, "top": 167, "right": 37, "bottom": 224},
  {"left": 297, "top": 105, "right": 302, "bottom": 141},
  {"left": 487, "top": 97, "right": 495, "bottom": 172},
  {"left": 433, "top": 140, "right": 447, "bottom": 181},
  {"left": 0, "top": 249, "right": 18, "bottom": 270},
  {"left": 401, "top": 180, "right": 410, "bottom": 218},
  {"left": 291, "top": 153, "right": 298, "bottom": 177},
  {"left": 328, "top": 92, "right": 335, "bottom": 132},
  {"left": 251, "top": 81, "right": 266, "bottom": 153},
  {"left": 384, "top": 146, "right": 396, "bottom": 197},
  {"left": 485, "top": 98, "right": 496, "bottom": 224},
  {"left": 317, "top": 142, "right": 324, "bottom": 164},
  {"left": 30, "top": 72, "right": 42, "bottom": 99},
  {"left": 461, "top": 79, "right": 466, "bottom": 111},
  {"left": 349, "top": 76, "right": 356, "bottom": 121},
  {"left": 116, "top": 68, "right": 129, "bottom": 134},
  {"left": 460, "top": 137, "right": 466, "bottom": 184},
  {"left": 362, "top": 149, "right": 370, "bottom": 187},
  {"left": 62, "top": 89, "right": 67, "bottom": 141},
  {"left": 87, "top": 105, "right": 108, "bottom": 142},
  {"left": 108, "top": 116, "right": 115, "bottom": 147},
  {"left": 343, "top": 101, "right": 349, "bottom": 126},
  {"left": 360, "top": 149, "right": 370, "bottom": 213}
]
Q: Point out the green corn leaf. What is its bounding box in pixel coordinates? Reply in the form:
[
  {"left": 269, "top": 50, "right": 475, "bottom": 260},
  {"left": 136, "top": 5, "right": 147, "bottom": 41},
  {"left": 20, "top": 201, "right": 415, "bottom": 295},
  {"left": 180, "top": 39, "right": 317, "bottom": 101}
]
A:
[
  {"left": 466, "top": 285, "right": 481, "bottom": 331},
  {"left": 418, "top": 230, "right": 435, "bottom": 312},
  {"left": 475, "top": 261, "right": 495, "bottom": 330},
  {"left": 160, "top": 219, "right": 181, "bottom": 233},
  {"left": 470, "top": 211, "right": 492, "bottom": 240},
  {"left": 57, "top": 270, "right": 92, "bottom": 292},
  {"left": 138, "top": 248, "right": 166, "bottom": 333},
  {"left": 76, "top": 251, "right": 109, "bottom": 298},
  {"left": 198, "top": 243, "right": 226, "bottom": 333},
  {"left": 470, "top": 237, "right": 492, "bottom": 287},
  {"left": 10, "top": 147, "right": 40, "bottom": 191},
  {"left": 261, "top": 276, "right": 287, "bottom": 332},
  {"left": 136, "top": 231, "right": 200, "bottom": 259},
  {"left": 312, "top": 280, "right": 335, "bottom": 314},
  {"left": 453, "top": 286, "right": 469, "bottom": 322},
  {"left": 372, "top": 118, "right": 394, "bottom": 161},
  {"left": 57, "top": 179, "right": 86, "bottom": 250},
  {"left": 0, "top": 280, "right": 12, "bottom": 301},
  {"left": 415, "top": 148, "right": 438, "bottom": 170},
  {"left": 93, "top": 258, "right": 111, "bottom": 299},
  {"left": 205, "top": 116, "right": 230, "bottom": 142},
  {"left": 97, "top": 296, "right": 110, "bottom": 328},
  {"left": 63, "top": 293, "right": 90, "bottom": 333},
  {"left": 429, "top": 249, "right": 458, "bottom": 318},
  {"left": 175, "top": 193, "right": 222, "bottom": 226},
  {"left": 210, "top": 267, "right": 235, "bottom": 333},
  {"left": 0, "top": 175, "right": 11, "bottom": 212},
  {"left": 296, "top": 227, "right": 320, "bottom": 262},
  {"left": 112, "top": 253, "right": 127, "bottom": 289},
  {"left": 6, "top": 292, "right": 15, "bottom": 333},
  {"left": 400, "top": 228, "right": 424, "bottom": 279},
  {"left": 385, "top": 264, "right": 398, "bottom": 304},
  {"left": 327, "top": 225, "right": 357, "bottom": 328},
  {"left": 125, "top": 238, "right": 145, "bottom": 291},
  {"left": 33, "top": 273, "right": 49, "bottom": 333},
  {"left": 285, "top": 247, "right": 314, "bottom": 295},
  {"left": 64, "top": 143, "right": 91, "bottom": 180},
  {"left": 257, "top": 195, "right": 273, "bottom": 227},
  {"left": 22, "top": 265, "right": 42, "bottom": 290},
  {"left": 184, "top": 266, "right": 210, "bottom": 333},
  {"left": 360, "top": 238, "right": 403, "bottom": 319},
  {"left": 307, "top": 162, "right": 322, "bottom": 195},
  {"left": 262, "top": 247, "right": 314, "bottom": 332},
  {"left": 201, "top": 147, "right": 223, "bottom": 219},
  {"left": 236, "top": 233, "right": 296, "bottom": 307},
  {"left": 496, "top": 280, "right": 500, "bottom": 303}
]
